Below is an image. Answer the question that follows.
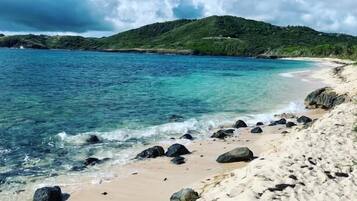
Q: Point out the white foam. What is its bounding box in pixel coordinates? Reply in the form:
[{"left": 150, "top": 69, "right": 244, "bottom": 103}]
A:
[{"left": 279, "top": 70, "right": 311, "bottom": 78}]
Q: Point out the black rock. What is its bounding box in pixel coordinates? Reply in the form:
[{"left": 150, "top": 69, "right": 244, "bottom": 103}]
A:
[
  {"left": 251, "top": 127, "right": 263, "bottom": 133},
  {"left": 169, "top": 115, "right": 184, "bottom": 122},
  {"left": 180, "top": 134, "right": 193, "bottom": 140},
  {"left": 233, "top": 120, "right": 248, "bottom": 128},
  {"left": 256, "top": 122, "right": 264, "bottom": 126},
  {"left": 275, "top": 118, "right": 287, "bottom": 125},
  {"left": 305, "top": 87, "right": 346, "bottom": 109},
  {"left": 286, "top": 122, "right": 297, "bottom": 128},
  {"left": 171, "top": 156, "right": 186, "bottom": 165},
  {"left": 135, "top": 146, "right": 165, "bottom": 159},
  {"left": 297, "top": 116, "right": 312, "bottom": 124},
  {"left": 33, "top": 186, "right": 62, "bottom": 201},
  {"left": 216, "top": 147, "right": 254, "bottom": 163},
  {"left": 70, "top": 165, "right": 86, "bottom": 171},
  {"left": 170, "top": 188, "right": 199, "bottom": 201},
  {"left": 211, "top": 129, "right": 234, "bottom": 139},
  {"left": 268, "top": 122, "right": 278, "bottom": 126},
  {"left": 267, "top": 184, "right": 295, "bottom": 192},
  {"left": 335, "top": 172, "right": 349, "bottom": 177},
  {"left": 85, "top": 135, "right": 101, "bottom": 144},
  {"left": 84, "top": 158, "right": 100, "bottom": 166},
  {"left": 166, "top": 144, "right": 190, "bottom": 157}
]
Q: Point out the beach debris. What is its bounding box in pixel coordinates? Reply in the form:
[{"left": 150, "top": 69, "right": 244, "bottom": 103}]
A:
[
  {"left": 216, "top": 147, "right": 254, "bottom": 163},
  {"left": 169, "top": 114, "right": 184, "bottom": 122},
  {"left": 288, "top": 175, "right": 298, "bottom": 180},
  {"left": 170, "top": 188, "right": 200, "bottom": 201},
  {"left": 324, "top": 171, "right": 336, "bottom": 179},
  {"left": 297, "top": 116, "right": 312, "bottom": 124},
  {"left": 211, "top": 129, "right": 234, "bottom": 139},
  {"left": 85, "top": 134, "right": 101, "bottom": 144},
  {"left": 33, "top": 186, "right": 63, "bottom": 201},
  {"left": 171, "top": 156, "right": 186, "bottom": 165},
  {"left": 281, "top": 131, "right": 289, "bottom": 134},
  {"left": 256, "top": 122, "right": 264, "bottom": 126},
  {"left": 180, "top": 134, "right": 194, "bottom": 140},
  {"left": 286, "top": 122, "right": 297, "bottom": 128},
  {"left": 102, "top": 192, "right": 108, "bottom": 195},
  {"left": 135, "top": 146, "right": 165, "bottom": 159},
  {"left": 251, "top": 127, "right": 263, "bottom": 133},
  {"left": 233, "top": 120, "right": 248, "bottom": 128},
  {"left": 304, "top": 87, "right": 346, "bottom": 109},
  {"left": 166, "top": 144, "right": 190, "bottom": 157}
]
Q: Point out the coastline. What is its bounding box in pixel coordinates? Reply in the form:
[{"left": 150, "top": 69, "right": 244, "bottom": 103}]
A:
[
  {"left": 59, "top": 58, "right": 352, "bottom": 201},
  {"left": 2, "top": 57, "right": 353, "bottom": 201}
]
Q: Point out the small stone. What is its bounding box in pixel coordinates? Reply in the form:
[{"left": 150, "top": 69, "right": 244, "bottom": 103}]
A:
[
  {"left": 275, "top": 118, "right": 287, "bottom": 125},
  {"left": 286, "top": 122, "right": 297, "bottom": 128},
  {"left": 170, "top": 188, "right": 199, "bottom": 201},
  {"left": 216, "top": 147, "right": 254, "bottom": 163},
  {"left": 180, "top": 134, "right": 194, "bottom": 140},
  {"left": 33, "top": 186, "right": 62, "bottom": 201},
  {"left": 233, "top": 120, "right": 248, "bottom": 128},
  {"left": 335, "top": 172, "right": 349, "bottom": 177},
  {"left": 135, "top": 146, "right": 165, "bottom": 159},
  {"left": 251, "top": 127, "right": 263, "bottom": 133},
  {"left": 171, "top": 156, "right": 186, "bottom": 165},
  {"left": 85, "top": 135, "right": 101, "bottom": 144},
  {"left": 297, "top": 116, "right": 312, "bottom": 124},
  {"left": 256, "top": 122, "right": 264, "bottom": 126}
]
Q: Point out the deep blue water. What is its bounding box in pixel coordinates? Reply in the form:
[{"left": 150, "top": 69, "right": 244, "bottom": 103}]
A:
[{"left": 0, "top": 48, "right": 315, "bottom": 190}]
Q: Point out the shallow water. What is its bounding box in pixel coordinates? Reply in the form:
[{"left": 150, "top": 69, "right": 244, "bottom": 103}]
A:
[{"left": 0, "top": 48, "right": 318, "bottom": 196}]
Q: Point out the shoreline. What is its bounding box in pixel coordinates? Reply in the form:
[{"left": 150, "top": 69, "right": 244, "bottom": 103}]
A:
[
  {"left": 1, "top": 57, "right": 352, "bottom": 201},
  {"left": 63, "top": 58, "right": 348, "bottom": 201}
]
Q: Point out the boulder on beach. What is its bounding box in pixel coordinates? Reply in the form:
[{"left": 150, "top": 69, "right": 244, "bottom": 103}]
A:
[
  {"left": 85, "top": 135, "right": 101, "bottom": 144},
  {"left": 135, "top": 146, "right": 165, "bottom": 159},
  {"left": 180, "top": 134, "right": 194, "bottom": 140},
  {"left": 275, "top": 118, "right": 287, "bottom": 125},
  {"left": 304, "top": 87, "right": 346, "bottom": 109},
  {"left": 33, "top": 186, "right": 62, "bottom": 201},
  {"left": 171, "top": 156, "right": 186, "bottom": 165},
  {"left": 166, "top": 144, "right": 190, "bottom": 157},
  {"left": 286, "top": 122, "right": 297, "bottom": 128},
  {"left": 256, "top": 122, "right": 264, "bottom": 126},
  {"left": 233, "top": 120, "right": 248, "bottom": 128},
  {"left": 251, "top": 127, "right": 263, "bottom": 133},
  {"left": 211, "top": 129, "right": 234, "bottom": 139},
  {"left": 297, "top": 116, "right": 312, "bottom": 124},
  {"left": 170, "top": 188, "right": 199, "bottom": 201},
  {"left": 216, "top": 147, "right": 254, "bottom": 163}
]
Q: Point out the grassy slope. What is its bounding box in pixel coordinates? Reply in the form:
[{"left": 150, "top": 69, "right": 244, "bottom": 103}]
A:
[{"left": 1, "top": 16, "right": 357, "bottom": 59}]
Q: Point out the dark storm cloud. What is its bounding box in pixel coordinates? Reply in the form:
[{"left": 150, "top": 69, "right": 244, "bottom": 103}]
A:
[{"left": 0, "top": 0, "right": 114, "bottom": 32}]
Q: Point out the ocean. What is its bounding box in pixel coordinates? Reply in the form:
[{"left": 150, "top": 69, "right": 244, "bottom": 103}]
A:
[{"left": 0, "top": 48, "right": 319, "bottom": 197}]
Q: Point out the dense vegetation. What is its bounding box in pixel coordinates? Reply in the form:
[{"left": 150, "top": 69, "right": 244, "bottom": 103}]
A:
[{"left": 1, "top": 15, "right": 357, "bottom": 60}]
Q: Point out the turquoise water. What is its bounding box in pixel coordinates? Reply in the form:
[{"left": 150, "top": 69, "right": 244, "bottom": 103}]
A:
[{"left": 0, "top": 48, "right": 316, "bottom": 192}]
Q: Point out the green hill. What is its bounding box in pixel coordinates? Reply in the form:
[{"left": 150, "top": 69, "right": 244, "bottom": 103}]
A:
[{"left": 1, "top": 15, "right": 357, "bottom": 59}]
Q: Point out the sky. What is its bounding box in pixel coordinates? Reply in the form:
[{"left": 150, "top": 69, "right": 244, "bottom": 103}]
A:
[{"left": 0, "top": 0, "right": 356, "bottom": 37}]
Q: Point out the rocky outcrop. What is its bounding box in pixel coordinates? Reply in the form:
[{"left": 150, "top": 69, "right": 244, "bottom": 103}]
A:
[
  {"left": 233, "top": 120, "right": 248, "bottom": 128},
  {"left": 166, "top": 144, "right": 190, "bottom": 157},
  {"left": 216, "top": 147, "right": 254, "bottom": 163},
  {"left": 211, "top": 129, "right": 234, "bottom": 139},
  {"left": 33, "top": 186, "right": 62, "bottom": 201},
  {"left": 304, "top": 87, "right": 346, "bottom": 109},
  {"left": 135, "top": 146, "right": 165, "bottom": 159},
  {"left": 251, "top": 127, "right": 263, "bottom": 133},
  {"left": 170, "top": 188, "right": 200, "bottom": 201}
]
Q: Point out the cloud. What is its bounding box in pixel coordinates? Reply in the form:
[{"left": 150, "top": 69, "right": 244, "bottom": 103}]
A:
[
  {"left": 0, "top": 0, "right": 357, "bottom": 36},
  {"left": 0, "top": 0, "right": 114, "bottom": 32}
]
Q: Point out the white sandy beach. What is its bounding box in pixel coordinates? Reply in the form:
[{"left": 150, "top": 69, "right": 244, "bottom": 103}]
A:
[{"left": 44, "top": 57, "right": 356, "bottom": 201}]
